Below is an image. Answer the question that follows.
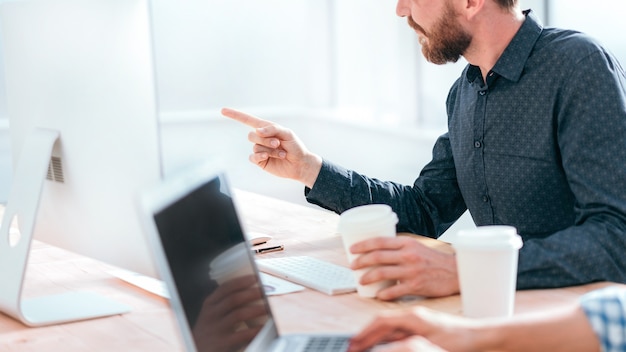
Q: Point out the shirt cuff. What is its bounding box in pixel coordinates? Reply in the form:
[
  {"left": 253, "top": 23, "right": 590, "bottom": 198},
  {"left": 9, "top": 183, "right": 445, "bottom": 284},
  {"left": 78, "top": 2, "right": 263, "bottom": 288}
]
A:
[
  {"left": 579, "top": 286, "right": 626, "bottom": 352},
  {"left": 304, "top": 159, "right": 352, "bottom": 213}
]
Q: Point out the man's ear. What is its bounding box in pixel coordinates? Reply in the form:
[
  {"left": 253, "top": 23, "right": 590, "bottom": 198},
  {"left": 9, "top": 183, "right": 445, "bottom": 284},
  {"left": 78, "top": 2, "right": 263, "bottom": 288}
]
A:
[{"left": 462, "top": 0, "right": 485, "bottom": 20}]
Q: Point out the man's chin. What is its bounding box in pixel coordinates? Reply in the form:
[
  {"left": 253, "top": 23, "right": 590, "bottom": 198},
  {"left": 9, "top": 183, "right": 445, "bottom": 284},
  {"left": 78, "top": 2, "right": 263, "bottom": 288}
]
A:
[{"left": 422, "top": 48, "right": 451, "bottom": 65}]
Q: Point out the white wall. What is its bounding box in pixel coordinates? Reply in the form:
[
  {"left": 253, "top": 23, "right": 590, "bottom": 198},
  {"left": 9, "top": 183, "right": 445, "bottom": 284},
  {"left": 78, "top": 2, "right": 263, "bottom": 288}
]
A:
[
  {"left": 150, "top": 0, "right": 334, "bottom": 112},
  {"left": 148, "top": 0, "right": 434, "bottom": 129},
  {"left": 0, "top": 119, "right": 8, "bottom": 202},
  {"left": 549, "top": 0, "right": 626, "bottom": 66}
]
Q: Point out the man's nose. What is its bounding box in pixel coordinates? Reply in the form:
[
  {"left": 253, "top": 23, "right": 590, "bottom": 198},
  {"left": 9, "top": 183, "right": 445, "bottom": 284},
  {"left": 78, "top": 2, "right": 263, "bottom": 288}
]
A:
[{"left": 396, "top": 0, "right": 410, "bottom": 17}]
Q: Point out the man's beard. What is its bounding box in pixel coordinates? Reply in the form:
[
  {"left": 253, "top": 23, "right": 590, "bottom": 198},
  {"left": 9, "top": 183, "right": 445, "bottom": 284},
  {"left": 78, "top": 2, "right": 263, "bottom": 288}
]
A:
[{"left": 407, "top": 5, "right": 471, "bottom": 65}]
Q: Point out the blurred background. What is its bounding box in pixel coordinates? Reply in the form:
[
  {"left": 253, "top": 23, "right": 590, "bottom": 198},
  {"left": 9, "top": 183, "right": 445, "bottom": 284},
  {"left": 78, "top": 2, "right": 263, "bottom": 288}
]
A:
[{"left": 0, "top": 0, "right": 624, "bottom": 237}]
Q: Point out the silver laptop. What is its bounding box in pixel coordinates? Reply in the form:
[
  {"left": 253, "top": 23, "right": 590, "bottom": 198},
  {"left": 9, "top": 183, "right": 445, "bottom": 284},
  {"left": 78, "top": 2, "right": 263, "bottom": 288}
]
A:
[{"left": 138, "top": 161, "right": 352, "bottom": 352}]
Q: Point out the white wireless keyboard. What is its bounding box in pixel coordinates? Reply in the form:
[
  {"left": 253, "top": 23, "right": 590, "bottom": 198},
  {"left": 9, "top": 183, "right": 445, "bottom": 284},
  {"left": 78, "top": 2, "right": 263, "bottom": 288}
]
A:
[{"left": 255, "top": 256, "right": 356, "bottom": 295}]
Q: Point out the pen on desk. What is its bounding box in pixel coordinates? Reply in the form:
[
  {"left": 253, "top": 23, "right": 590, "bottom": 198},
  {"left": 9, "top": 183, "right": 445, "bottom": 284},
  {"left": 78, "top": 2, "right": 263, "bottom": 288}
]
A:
[{"left": 252, "top": 244, "right": 284, "bottom": 254}]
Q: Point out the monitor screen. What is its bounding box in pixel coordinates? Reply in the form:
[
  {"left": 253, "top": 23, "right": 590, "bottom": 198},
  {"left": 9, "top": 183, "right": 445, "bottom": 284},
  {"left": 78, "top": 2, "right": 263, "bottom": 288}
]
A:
[{"left": 0, "top": 0, "right": 162, "bottom": 279}]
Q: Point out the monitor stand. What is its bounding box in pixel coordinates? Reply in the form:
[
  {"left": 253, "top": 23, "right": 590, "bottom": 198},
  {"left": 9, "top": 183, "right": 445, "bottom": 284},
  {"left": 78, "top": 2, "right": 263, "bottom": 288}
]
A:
[{"left": 0, "top": 128, "right": 131, "bottom": 327}]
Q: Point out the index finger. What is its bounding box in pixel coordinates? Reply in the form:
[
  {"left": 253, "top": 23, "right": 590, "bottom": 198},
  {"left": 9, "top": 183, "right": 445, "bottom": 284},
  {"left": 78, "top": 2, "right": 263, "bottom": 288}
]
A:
[{"left": 221, "top": 107, "right": 272, "bottom": 128}]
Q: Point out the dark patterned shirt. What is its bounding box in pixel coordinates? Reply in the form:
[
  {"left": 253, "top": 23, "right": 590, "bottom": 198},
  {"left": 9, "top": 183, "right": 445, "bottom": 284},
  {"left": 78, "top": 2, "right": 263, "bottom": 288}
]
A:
[{"left": 305, "top": 10, "right": 626, "bottom": 289}]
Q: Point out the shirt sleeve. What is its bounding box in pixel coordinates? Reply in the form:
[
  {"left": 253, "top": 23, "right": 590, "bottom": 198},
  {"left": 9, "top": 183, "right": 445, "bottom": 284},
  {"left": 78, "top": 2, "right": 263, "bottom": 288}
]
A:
[
  {"left": 580, "top": 286, "right": 626, "bottom": 352},
  {"left": 305, "top": 134, "right": 467, "bottom": 238}
]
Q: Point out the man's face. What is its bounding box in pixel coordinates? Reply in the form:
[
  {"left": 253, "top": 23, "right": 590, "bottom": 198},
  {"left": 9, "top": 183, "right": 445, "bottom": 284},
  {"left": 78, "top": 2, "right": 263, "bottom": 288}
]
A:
[{"left": 406, "top": 1, "right": 471, "bottom": 64}]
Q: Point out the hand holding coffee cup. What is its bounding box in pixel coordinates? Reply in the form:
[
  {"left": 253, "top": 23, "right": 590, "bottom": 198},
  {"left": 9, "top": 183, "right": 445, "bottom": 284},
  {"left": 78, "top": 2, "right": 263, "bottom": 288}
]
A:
[{"left": 337, "top": 204, "right": 399, "bottom": 298}]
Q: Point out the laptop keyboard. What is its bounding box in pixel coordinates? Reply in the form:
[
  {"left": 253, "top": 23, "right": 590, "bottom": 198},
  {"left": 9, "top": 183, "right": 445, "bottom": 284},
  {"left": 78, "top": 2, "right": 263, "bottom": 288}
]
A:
[
  {"left": 304, "top": 336, "right": 350, "bottom": 352},
  {"left": 255, "top": 256, "right": 356, "bottom": 295}
]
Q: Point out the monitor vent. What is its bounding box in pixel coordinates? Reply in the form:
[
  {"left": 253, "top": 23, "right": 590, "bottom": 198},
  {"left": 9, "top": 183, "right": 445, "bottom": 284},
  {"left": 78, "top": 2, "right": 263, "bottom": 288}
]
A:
[{"left": 46, "top": 156, "right": 65, "bottom": 183}]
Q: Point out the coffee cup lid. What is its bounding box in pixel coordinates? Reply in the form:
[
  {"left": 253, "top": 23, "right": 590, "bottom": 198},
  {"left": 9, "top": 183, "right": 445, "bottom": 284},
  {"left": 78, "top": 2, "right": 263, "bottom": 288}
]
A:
[
  {"left": 452, "top": 225, "right": 523, "bottom": 250},
  {"left": 338, "top": 204, "right": 397, "bottom": 232}
]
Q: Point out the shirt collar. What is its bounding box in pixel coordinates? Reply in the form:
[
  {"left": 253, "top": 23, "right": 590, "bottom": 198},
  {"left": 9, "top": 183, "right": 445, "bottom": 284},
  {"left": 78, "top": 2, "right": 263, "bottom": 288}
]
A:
[{"left": 466, "top": 9, "right": 543, "bottom": 84}]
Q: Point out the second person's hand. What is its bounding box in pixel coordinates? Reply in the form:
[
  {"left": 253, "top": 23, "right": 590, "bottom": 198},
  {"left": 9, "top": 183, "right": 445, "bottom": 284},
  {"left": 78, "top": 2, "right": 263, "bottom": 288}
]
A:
[{"left": 221, "top": 107, "right": 323, "bottom": 188}]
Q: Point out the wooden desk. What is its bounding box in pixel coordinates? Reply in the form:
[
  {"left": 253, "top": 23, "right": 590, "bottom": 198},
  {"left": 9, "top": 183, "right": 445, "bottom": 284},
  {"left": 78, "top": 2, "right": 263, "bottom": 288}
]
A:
[{"left": 0, "top": 190, "right": 619, "bottom": 351}]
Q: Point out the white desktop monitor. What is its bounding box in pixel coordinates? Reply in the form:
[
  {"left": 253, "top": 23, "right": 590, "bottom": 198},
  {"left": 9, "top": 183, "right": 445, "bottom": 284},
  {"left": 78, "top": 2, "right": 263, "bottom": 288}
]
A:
[{"left": 0, "top": 0, "right": 163, "bottom": 326}]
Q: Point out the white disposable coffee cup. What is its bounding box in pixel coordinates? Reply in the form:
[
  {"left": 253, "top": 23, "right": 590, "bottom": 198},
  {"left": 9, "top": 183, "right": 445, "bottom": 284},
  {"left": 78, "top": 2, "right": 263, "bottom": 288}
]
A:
[
  {"left": 452, "top": 225, "right": 523, "bottom": 318},
  {"left": 337, "top": 204, "right": 398, "bottom": 298}
]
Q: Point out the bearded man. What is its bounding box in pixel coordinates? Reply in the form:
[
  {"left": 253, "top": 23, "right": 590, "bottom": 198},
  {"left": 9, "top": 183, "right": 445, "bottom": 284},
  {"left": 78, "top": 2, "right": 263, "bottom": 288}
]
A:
[{"left": 223, "top": 0, "right": 626, "bottom": 300}]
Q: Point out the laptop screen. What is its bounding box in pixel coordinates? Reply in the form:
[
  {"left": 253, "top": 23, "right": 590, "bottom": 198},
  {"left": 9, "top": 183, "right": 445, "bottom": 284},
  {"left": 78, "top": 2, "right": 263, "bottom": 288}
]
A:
[{"left": 151, "top": 173, "right": 272, "bottom": 351}]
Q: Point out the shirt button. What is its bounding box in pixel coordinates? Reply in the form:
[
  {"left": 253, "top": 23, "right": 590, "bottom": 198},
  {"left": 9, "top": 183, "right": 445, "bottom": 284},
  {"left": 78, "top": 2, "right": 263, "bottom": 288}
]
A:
[
  {"left": 474, "top": 141, "right": 482, "bottom": 148},
  {"left": 482, "top": 195, "right": 489, "bottom": 203}
]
